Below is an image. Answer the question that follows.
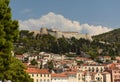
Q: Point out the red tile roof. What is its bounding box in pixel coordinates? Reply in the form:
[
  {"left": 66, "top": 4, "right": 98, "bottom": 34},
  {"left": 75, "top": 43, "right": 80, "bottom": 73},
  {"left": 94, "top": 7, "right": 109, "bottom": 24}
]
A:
[
  {"left": 51, "top": 73, "right": 67, "bottom": 77},
  {"left": 64, "top": 71, "right": 76, "bottom": 75},
  {"left": 26, "top": 68, "right": 50, "bottom": 74}
]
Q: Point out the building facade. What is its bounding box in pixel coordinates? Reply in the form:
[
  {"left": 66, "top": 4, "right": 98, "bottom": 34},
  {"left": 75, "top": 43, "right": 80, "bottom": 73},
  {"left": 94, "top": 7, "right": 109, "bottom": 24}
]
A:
[{"left": 26, "top": 67, "right": 51, "bottom": 82}]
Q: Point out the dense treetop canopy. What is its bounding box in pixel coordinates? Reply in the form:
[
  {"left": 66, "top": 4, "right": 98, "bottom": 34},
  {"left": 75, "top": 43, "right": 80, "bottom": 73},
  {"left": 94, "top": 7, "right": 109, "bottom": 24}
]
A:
[{"left": 0, "top": 0, "right": 33, "bottom": 82}]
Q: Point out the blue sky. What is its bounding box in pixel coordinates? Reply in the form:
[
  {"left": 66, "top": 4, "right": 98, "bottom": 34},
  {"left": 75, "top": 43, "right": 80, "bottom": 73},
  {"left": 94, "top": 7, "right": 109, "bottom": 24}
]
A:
[{"left": 10, "top": 0, "right": 120, "bottom": 35}]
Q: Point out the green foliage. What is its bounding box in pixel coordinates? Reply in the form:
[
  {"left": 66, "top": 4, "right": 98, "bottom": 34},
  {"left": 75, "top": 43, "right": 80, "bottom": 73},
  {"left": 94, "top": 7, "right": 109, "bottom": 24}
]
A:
[
  {"left": 0, "top": 0, "right": 33, "bottom": 81},
  {"left": 40, "top": 61, "right": 43, "bottom": 69},
  {"left": 15, "top": 30, "right": 120, "bottom": 59},
  {"left": 7, "top": 58, "right": 33, "bottom": 82},
  {"left": 30, "top": 59, "right": 38, "bottom": 65},
  {"left": 76, "top": 60, "right": 84, "bottom": 65},
  {"left": 47, "top": 60, "right": 54, "bottom": 70},
  {"left": 57, "top": 38, "right": 69, "bottom": 54},
  {"left": 93, "top": 28, "right": 120, "bottom": 43},
  {"left": 93, "top": 28, "right": 120, "bottom": 55},
  {"left": 14, "top": 47, "right": 27, "bottom": 54},
  {"left": 93, "top": 28, "right": 120, "bottom": 56}
]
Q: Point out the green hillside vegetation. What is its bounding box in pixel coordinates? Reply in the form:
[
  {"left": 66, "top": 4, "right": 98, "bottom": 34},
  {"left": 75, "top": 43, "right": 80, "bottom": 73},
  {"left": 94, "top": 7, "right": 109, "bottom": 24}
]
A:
[
  {"left": 93, "top": 28, "right": 120, "bottom": 44},
  {"left": 14, "top": 30, "right": 120, "bottom": 59},
  {"left": 93, "top": 28, "right": 120, "bottom": 55}
]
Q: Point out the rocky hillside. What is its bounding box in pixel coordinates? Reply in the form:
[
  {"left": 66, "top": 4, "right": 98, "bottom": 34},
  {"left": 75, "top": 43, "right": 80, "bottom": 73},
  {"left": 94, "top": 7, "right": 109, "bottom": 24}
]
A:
[{"left": 93, "top": 28, "right": 120, "bottom": 44}]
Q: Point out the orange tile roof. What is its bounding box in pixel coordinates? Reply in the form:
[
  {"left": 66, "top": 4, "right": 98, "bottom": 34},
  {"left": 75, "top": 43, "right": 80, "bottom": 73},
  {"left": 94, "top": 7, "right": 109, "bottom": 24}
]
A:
[
  {"left": 64, "top": 71, "right": 76, "bottom": 75},
  {"left": 51, "top": 73, "right": 67, "bottom": 77},
  {"left": 51, "top": 71, "right": 76, "bottom": 78},
  {"left": 26, "top": 68, "right": 50, "bottom": 74},
  {"left": 40, "top": 69, "right": 50, "bottom": 74},
  {"left": 108, "top": 63, "right": 116, "bottom": 69}
]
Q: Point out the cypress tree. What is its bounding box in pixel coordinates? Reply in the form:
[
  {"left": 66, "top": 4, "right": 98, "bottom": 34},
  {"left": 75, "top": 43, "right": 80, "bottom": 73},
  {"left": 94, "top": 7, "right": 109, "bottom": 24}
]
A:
[{"left": 0, "top": 0, "right": 33, "bottom": 82}]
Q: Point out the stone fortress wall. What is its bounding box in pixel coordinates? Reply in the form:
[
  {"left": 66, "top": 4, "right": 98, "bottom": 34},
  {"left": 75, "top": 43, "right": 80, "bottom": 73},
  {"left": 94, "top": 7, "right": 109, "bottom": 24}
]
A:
[{"left": 31, "top": 27, "right": 92, "bottom": 40}]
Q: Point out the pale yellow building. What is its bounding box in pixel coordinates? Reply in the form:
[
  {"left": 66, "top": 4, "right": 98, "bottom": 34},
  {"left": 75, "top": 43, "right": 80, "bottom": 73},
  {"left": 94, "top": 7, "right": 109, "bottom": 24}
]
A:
[
  {"left": 82, "top": 64, "right": 105, "bottom": 73},
  {"left": 94, "top": 73, "right": 103, "bottom": 82},
  {"left": 102, "top": 72, "right": 111, "bottom": 82},
  {"left": 76, "top": 70, "right": 83, "bottom": 82},
  {"left": 26, "top": 67, "right": 51, "bottom": 82}
]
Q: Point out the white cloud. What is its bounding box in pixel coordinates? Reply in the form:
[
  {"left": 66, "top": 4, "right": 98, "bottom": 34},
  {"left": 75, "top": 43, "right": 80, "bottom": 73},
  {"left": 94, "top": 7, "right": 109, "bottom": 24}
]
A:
[
  {"left": 19, "top": 12, "right": 112, "bottom": 35},
  {"left": 80, "top": 24, "right": 112, "bottom": 35}
]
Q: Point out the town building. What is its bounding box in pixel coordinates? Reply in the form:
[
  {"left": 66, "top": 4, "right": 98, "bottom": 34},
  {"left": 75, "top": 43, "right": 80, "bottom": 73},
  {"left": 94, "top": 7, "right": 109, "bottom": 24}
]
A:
[
  {"left": 51, "top": 73, "right": 68, "bottom": 82},
  {"left": 26, "top": 67, "right": 51, "bottom": 82},
  {"left": 108, "top": 68, "right": 120, "bottom": 82},
  {"left": 102, "top": 72, "right": 111, "bottom": 82},
  {"left": 82, "top": 64, "right": 105, "bottom": 73}
]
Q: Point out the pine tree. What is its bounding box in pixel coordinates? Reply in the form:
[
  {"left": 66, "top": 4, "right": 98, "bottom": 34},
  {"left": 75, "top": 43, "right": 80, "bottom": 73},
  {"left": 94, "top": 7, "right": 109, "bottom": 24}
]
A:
[{"left": 0, "top": 0, "right": 33, "bottom": 82}]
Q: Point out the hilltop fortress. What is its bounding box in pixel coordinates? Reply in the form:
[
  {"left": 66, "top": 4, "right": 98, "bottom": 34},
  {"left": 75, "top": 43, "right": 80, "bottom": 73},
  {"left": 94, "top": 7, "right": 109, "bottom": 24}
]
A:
[{"left": 31, "top": 27, "right": 92, "bottom": 40}]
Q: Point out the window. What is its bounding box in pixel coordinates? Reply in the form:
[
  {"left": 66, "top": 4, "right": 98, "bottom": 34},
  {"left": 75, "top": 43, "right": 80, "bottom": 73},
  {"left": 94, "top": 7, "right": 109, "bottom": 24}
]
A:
[
  {"left": 36, "top": 79, "right": 38, "bottom": 82},
  {"left": 44, "top": 74, "right": 46, "bottom": 77},
  {"left": 96, "top": 67, "right": 99, "bottom": 72},
  {"left": 100, "top": 68, "right": 103, "bottom": 72},
  {"left": 92, "top": 67, "right": 94, "bottom": 72},
  {"left": 37, "top": 74, "right": 38, "bottom": 77},
  {"left": 98, "top": 77, "right": 100, "bottom": 81},
  {"left": 47, "top": 79, "right": 49, "bottom": 82},
  {"left": 88, "top": 67, "right": 91, "bottom": 72},
  {"left": 41, "top": 74, "right": 42, "bottom": 77},
  {"left": 40, "top": 79, "right": 42, "bottom": 82},
  {"left": 44, "top": 79, "right": 46, "bottom": 82},
  {"left": 48, "top": 74, "right": 49, "bottom": 77},
  {"left": 32, "top": 74, "right": 34, "bottom": 77}
]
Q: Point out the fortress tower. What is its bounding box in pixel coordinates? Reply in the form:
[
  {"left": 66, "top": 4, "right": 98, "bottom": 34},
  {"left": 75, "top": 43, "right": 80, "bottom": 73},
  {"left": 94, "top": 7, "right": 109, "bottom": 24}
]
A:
[{"left": 40, "top": 27, "right": 48, "bottom": 35}]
